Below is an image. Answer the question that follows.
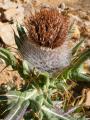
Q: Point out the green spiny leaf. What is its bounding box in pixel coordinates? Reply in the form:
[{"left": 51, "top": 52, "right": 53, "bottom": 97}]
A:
[
  {"left": 4, "top": 99, "right": 29, "bottom": 120},
  {"left": 0, "top": 48, "right": 17, "bottom": 69}
]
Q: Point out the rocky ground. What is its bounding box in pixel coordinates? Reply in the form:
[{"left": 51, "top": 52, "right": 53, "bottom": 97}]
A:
[{"left": 0, "top": 0, "right": 90, "bottom": 105}]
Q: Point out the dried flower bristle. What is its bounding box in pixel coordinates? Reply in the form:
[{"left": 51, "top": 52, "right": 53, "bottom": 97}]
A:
[{"left": 25, "top": 8, "right": 69, "bottom": 49}]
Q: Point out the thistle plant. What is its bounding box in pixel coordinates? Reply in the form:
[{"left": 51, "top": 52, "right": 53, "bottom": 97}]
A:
[{"left": 0, "top": 7, "right": 90, "bottom": 120}]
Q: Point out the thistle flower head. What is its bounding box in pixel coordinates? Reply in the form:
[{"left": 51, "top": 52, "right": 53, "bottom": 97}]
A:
[
  {"left": 25, "top": 8, "right": 69, "bottom": 48},
  {"left": 15, "top": 7, "right": 72, "bottom": 72}
]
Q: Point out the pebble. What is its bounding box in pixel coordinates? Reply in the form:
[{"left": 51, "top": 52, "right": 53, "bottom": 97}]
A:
[
  {"left": 58, "top": 2, "right": 66, "bottom": 10},
  {"left": 3, "top": 5, "right": 24, "bottom": 23},
  {"left": 79, "top": 11, "right": 90, "bottom": 20},
  {"left": 0, "top": 22, "right": 15, "bottom": 46},
  {"left": 84, "top": 89, "right": 90, "bottom": 107},
  {"left": 69, "top": 23, "right": 80, "bottom": 40}
]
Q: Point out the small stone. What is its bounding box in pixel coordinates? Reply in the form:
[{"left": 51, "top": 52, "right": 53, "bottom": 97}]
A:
[
  {"left": 4, "top": 8, "right": 17, "bottom": 22},
  {"left": 86, "top": 39, "right": 90, "bottom": 47},
  {"left": 84, "top": 89, "right": 90, "bottom": 107},
  {"left": 0, "top": 22, "right": 15, "bottom": 46},
  {"left": 58, "top": 2, "right": 66, "bottom": 10},
  {"left": 3, "top": 6, "right": 24, "bottom": 23},
  {"left": 0, "top": 1, "right": 18, "bottom": 9},
  {"left": 71, "top": 24, "right": 80, "bottom": 40},
  {"left": 79, "top": 11, "right": 89, "bottom": 20},
  {"left": 83, "top": 59, "right": 90, "bottom": 75}
]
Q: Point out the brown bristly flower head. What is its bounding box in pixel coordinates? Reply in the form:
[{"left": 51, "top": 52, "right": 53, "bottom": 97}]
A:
[{"left": 25, "top": 8, "right": 69, "bottom": 49}]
